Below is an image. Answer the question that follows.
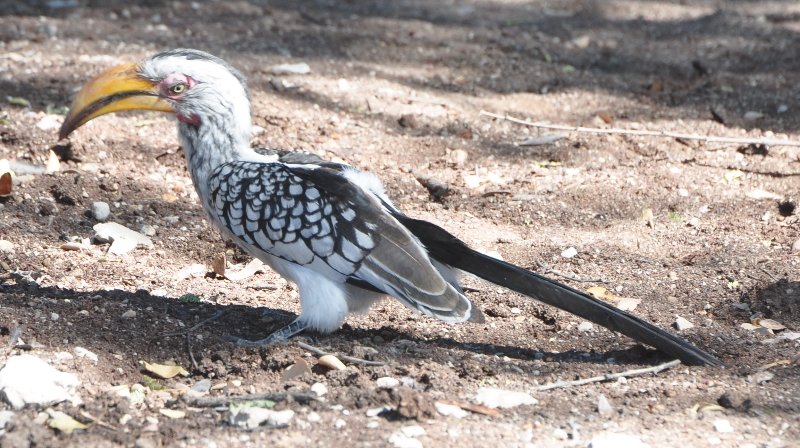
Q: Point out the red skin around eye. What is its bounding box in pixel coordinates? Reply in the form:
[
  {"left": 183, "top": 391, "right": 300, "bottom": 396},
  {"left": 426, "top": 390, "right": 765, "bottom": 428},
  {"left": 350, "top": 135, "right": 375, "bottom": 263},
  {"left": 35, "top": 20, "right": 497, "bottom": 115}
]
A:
[{"left": 161, "top": 74, "right": 200, "bottom": 126}]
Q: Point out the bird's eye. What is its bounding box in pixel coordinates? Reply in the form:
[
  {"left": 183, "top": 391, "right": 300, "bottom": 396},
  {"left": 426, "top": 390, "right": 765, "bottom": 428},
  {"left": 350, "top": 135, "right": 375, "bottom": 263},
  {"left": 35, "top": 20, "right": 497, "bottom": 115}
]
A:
[{"left": 169, "top": 83, "right": 187, "bottom": 95}]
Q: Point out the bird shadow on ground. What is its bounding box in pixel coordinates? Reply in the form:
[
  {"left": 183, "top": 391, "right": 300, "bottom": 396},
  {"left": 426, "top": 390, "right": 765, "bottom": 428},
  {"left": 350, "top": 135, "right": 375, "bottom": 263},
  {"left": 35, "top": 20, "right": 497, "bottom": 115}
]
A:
[{"left": 0, "top": 279, "right": 683, "bottom": 370}]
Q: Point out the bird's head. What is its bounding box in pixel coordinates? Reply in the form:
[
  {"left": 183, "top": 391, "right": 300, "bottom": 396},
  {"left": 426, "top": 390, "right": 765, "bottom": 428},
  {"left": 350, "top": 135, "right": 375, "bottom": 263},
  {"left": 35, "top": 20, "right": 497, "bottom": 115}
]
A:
[{"left": 59, "top": 49, "right": 251, "bottom": 142}]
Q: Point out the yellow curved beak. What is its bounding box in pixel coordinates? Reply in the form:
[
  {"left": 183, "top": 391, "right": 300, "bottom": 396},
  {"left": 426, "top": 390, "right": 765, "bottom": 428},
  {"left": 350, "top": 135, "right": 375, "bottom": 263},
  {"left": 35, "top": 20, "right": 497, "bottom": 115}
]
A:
[{"left": 59, "top": 63, "right": 173, "bottom": 140}]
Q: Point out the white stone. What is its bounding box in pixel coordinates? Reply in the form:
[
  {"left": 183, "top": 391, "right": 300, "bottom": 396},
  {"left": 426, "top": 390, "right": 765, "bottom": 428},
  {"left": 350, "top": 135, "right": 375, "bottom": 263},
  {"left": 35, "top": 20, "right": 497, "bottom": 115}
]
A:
[
  {"left": 388, "top": 432, "right": 423, "bottom": 448},
  {"left": 311, "top": 382, "right": 328, "bottom": 397},
  {"left": 578, "top": 322, "right": 594, "bottom": 332},
  {"left": 561, "top": 247, "right": 578, "bottom": 258},
  {"left": 91, "top": 202, "right": 111, "bottom": 221},
  {"left": 36, "top": 114, "right": 62, "bottom": 131},
  {"left": 589, "top": 433, "right": 650, "bottom": 448},
  {"left": 376, "top": 376, "right": 400, "bottom": 389},
  {"left": 713, "top": 419, "right": 733, "bottom": 433},
  {"left": 553, "top": 428, "right": 568, "bottom": 440},
  {"left": 0, "top": 240, "right": 14, "bottom": 253},
  {"left": 0, "top": 355, "right": 81, "bottom": 409},
  {"left": 435, "top": 402, "right": 468, "bottom": 418},
  {"left": 306, "top": 412, "right": 321, "bottom": 423},
  {"left": 74, "top": 347, "right": 98, "bottom": 363},
  {"left": 93, "top": 222, "right": 153, "bottom": 250},
  {"left": 0, "top": 410, "right": 14, "bottom": 432},
  {"left": 366, "top": 406, "right": 391, "bottom": 417},
  {"left": 475, "top": 387, "right": 537, "bottom": 409},
  {"left": 597, "top": 394, "right": 613, "bottom": 416},
  {"left": 50, "top": 312, "right": 60, "bottom": 321},
  {"left": 230, "top": 408, "right": 294, "bottom": 429},
  {"left": 401, "top": 425, "right": 426, "bottom": 437},
  {"left": 269, "top": 63, "right": 311, "bottom": 75},
  {"left": 673, "top": 316, "right": 694, "bottom": 331},
  {"left": 334, "top": 418, "right": 346, "bottom": 429},
  {"left": 109, "top": 238, "right": 137, "bottom": 255},
  {"left": 121, "top": 310, "right": 137, "bottom": 319},
  {"left": 175, "top": 263, "right": 207, "bottom": 280}
]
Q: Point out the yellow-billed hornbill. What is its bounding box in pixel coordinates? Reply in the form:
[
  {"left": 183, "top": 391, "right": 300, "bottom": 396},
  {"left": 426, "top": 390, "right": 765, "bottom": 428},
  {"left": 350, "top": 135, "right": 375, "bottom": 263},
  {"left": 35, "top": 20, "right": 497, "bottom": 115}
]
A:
[{"left": 59, "top": 49, "right": 721, "bottom": 366}]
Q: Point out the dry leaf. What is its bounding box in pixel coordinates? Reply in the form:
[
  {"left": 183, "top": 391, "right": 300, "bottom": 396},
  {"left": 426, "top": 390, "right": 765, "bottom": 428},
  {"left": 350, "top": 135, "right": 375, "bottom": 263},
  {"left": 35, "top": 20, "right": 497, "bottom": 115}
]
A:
[
  {"left": 723, "top": 169, "right": 744, "bottom": 183},
  {"left": 586, "top": 286, "right": 618, "bottom": 301},
  {"left": 740, "top": 323, "right": 759, "bottom": 330},
  {"left": 436, "top": 399, "right": 501, "bottom": 417},
  {"left": 162, "top": 193, "right": 178, "bottom": 203},
  {"left": 317, "top": 354, "right": 346, "bottom": 371},
  {"left": 281, "top": 357, "right": 312, "bottom": 382},
  {"left": 143, "top": 361, "right": 190, "bottom": 379},
  {"left": 691, "top": 402, "right": 724, "bottom": 413},
  {"left": 46, "top": 150, "right": 60, "bottom": 173},
  {"left": 746, "top": 189, "right": 783, "bottom": 201},
  {"left": 587, "top": 286, "right": 608, "bottom": 298},
  {"left": 159, "top": 409, "right": 186, "bottom": 419},
  {"left": 641, "top": 208, "right": 655, "bottom": 228},
  {"left": 212, "top": 253, "right": 226, "bottom": 277},
  {"left": 47, "top": 409, "right": 88, "bottom": 434},
  {"left": 226, "top": 258, "right": 266, "bottom": 282},
  {"left": 755, "top": 318, "right": 786, "bottom": 331},
  {"left": 0, "top": 159, "right": 13, "bottom": 197}
]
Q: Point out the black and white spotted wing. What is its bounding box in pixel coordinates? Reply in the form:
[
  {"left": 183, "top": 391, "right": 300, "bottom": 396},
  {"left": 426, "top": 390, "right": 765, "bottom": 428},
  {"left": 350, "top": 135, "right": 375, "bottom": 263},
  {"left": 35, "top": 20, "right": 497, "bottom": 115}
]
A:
[
  {"left": 208, "top": 158, "right": 480, "bottom": 323},
  {"left": 208, "top": 161, "right": 378, "bottom": 277}
]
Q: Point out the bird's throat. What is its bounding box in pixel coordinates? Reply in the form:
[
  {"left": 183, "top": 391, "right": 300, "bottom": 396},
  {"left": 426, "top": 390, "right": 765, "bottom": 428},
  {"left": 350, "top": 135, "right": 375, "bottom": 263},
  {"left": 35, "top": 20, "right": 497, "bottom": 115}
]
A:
[{"left": 177, "top": 113, "right": 201, "bottom": 127}]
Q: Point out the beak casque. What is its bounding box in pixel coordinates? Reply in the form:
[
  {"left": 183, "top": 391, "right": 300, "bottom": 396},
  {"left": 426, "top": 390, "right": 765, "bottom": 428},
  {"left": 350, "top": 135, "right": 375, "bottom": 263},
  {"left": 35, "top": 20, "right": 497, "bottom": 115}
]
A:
[{"left": 59, "top": 63, "right": 173, "bottom": 140}]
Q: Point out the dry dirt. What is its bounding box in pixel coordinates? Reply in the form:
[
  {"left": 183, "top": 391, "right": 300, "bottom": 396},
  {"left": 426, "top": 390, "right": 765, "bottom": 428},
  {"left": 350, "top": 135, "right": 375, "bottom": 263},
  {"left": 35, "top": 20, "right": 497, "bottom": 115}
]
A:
[{"left": 0, "top": 1, "right": 799, "bottom": 447}]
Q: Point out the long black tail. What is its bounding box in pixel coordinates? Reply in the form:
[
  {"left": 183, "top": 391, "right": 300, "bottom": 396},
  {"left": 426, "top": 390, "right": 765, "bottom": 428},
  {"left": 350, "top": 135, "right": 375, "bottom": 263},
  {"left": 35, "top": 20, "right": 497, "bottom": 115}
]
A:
[{"left": 397, "top": 215, "right": 722, "bottom": 367}]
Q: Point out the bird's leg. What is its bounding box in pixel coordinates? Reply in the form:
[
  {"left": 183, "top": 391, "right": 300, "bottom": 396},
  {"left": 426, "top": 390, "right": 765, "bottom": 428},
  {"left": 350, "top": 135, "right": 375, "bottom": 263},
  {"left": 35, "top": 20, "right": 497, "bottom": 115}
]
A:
[{"left": 225, "top": 318, "right": 309, "bottom": 347}]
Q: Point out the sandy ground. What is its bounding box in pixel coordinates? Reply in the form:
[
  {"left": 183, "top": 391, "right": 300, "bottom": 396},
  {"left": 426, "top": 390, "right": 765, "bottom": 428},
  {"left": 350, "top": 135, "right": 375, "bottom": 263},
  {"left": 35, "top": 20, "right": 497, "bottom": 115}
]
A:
[{"left": 0, "top": 1, "right": 798, "bottom": 447}]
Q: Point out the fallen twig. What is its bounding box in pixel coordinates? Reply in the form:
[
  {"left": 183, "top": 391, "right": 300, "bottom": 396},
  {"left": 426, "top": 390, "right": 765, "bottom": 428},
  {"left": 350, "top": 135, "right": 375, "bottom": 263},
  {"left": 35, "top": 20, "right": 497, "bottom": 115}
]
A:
[
  {"left": 534, "top": 359, "right": 681, "bottom": 391},
  {"left": 162, "top": 310, "right": 227, "bottom": 370},
  {"left": 296, "top": 341, "right": 385, "bottom": 366},
  {"left": 182, "top": 391, "right": 321, "bottom": 407},
  {"left": 480, "top": 111, "right": 800, "bottom": 148},
  {"left": 162, "top": 310, "right": 227, "bottom": 338},
  {"left": 536, "top": 262, "right": 606, "bottom": 283}
]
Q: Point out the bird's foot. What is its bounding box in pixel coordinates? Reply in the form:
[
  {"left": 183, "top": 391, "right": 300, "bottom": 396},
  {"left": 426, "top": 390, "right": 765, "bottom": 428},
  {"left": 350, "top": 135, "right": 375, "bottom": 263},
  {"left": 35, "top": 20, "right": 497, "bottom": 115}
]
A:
[{"left": 224, "top": 318, "right": 308, "bottom": 348}]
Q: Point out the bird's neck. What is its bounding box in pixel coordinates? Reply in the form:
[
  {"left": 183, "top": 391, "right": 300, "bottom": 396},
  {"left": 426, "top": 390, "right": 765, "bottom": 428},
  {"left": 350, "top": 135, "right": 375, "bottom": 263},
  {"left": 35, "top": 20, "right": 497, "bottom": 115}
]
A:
[{"left": 178, "top": 116, "right": 253, "bottom": 205}]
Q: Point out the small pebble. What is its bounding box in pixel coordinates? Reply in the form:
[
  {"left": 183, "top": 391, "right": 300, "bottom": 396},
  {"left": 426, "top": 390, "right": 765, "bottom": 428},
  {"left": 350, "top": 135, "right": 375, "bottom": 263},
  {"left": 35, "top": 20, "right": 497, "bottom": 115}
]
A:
[
  {"left": 713, "top": 419, "right": 733, "bottom": 433},
  {"left": 588, "top": 433, "right": 649, "bottom": 448},
  {"left": 561, "top": 247, "right": 578, "bottom": 258},
  {"left": 578, "top": 322, "right": 594, "bottom": 332},
  {"left": 74, "top": 347, "right": 98, "bottom": 363},
  {"left": 310, "top": 382, "right": 328, "bottom": 396},
  {"left": 306, "top": 412, "right": 321, "bottom": 423},
  {"left": 673, "top": 316, "right": 694, "bottom": 331},
  {"left": 50, "top": 313, "right": 60, "bottom": 321},
  {"left": 317, "top": 355, "right": 346, "bottom": 371},
  {"left": 334, "top": 418, "right": 346, "bottom": 429},
  {"left": 475, "top": 387, "right": 537, "bottom": 409},
  {"left": 269, "top": 62, "right": 311, "bottom": 75},
  {"left": 553, "top": 428, "right": 568, "bottom": 440},
  {"left": 435, "top": 402, "right": 468, "bottom": 418},
  {"left": 141, "top": 225, "right": 157, "bottom": 237},
  {"left": 0, "top": 240, "right": 15, "bottom": 253},
  {"left": 597, "top": 394, "right": 613, "bottom": 416},
  {"left": 388, "top": 432, "right": 423, "bottom": 448},
  {"left": 91, "top": 201, "right": 111, "bottom": 221},
  {"left": 401, "top": 425, "right": 426, "bottom": 438},
  {"left": 376, "top": 377, "right": 400, "bottom": 389},
  {"left": 121, "top": 310, "right": 137, "bottom": 319},
  {"left": 366, "top": 406, "right": 391, "bottom": 417}
]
